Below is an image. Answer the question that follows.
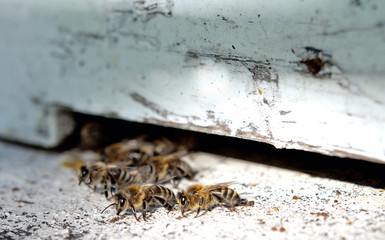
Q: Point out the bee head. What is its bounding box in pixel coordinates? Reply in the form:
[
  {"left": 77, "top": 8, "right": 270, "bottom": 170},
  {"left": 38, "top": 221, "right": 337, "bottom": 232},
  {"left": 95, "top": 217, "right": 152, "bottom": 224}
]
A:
[
  {"left": 78, "top": 165, "right": 90, "bottom": 185},
  {"left": 177, "top": 192, "right": 189, "bottom": 215},
  {"left": 115, "top": 193, "right": 127, "bottom": 215},
  {"left": 240, "top": 198, "right": 249, "bottom": 206}
]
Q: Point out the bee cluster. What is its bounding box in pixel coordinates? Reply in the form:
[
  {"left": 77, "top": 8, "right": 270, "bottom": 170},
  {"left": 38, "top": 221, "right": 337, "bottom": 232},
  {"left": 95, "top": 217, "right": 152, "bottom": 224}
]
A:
[{"left": 77, "top": 134, "right": 247, "bottom": 221}]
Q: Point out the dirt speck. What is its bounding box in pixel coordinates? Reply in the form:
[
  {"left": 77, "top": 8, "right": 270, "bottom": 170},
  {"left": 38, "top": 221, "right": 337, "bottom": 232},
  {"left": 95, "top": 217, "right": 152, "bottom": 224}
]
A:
[
  {"left": 244, "top": 201, "right": 255, "bottom": 207},
  {"left": 310, "top": 212, "right": 329, "bottom": 218},
  {"left": 109, "top": 216, "right": 125, "bottom": 223}
]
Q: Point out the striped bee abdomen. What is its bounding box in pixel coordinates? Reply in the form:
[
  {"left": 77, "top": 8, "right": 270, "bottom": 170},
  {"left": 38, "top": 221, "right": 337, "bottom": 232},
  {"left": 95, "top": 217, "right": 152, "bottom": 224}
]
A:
[
  {"left": 148, "top": 185, "right": 176, "bottom": 210},
  {"left": 212, "top": 187, "right": 242, "bottom": 207}
]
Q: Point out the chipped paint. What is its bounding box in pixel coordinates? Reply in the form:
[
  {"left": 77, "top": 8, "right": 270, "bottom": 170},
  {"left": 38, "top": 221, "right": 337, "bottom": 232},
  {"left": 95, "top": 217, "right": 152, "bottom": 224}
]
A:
[
  {"left": 292, "top": 47, "right": 340, "bottom": 77},
  {"left": 107, "top": 0, "right": 174, "bottom": 22}
]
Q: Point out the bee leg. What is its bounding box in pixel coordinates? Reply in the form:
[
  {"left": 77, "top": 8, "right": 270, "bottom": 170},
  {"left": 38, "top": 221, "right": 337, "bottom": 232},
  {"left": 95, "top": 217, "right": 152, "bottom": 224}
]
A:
[
  {"left": 86, "top": 177, "right": 92, "bottom": 185},
  {"left": 223, "top": 202, "right": 238, "bottom": 212},
  {"left": 103, "top": 179, "right": 109, "bottom": 198},
  {"left": 142, "top": 200, "right": 148, "bottom": 222},
  {"left": 85, "top": 183, "right": 94, "bottom": 191},
  {"left": 110, "top": 185, "right": 116, "bottom": 197},
  {"left": 194, "top": 208, "right": 201, "bottom": 218},
  {"left": 194, "top": 197, "right": 204, "bottom": 218},
  {"left": 131, "top": 205, "right": 140, "bottom": 222},
  {"left": 109, "top": 173, "right": 117, "bottom": 197},
  {"left": 153, "top": 196, "right": 169, "bottom": 211},
  {"left": 164, "top": 203, "right": 173, "bottom": 213}
]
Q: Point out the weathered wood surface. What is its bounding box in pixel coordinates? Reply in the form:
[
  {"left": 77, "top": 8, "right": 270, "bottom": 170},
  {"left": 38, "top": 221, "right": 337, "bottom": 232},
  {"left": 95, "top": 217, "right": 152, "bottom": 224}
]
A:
[{"left": 1, "top": 0, "right": 384, "bottom": 163}]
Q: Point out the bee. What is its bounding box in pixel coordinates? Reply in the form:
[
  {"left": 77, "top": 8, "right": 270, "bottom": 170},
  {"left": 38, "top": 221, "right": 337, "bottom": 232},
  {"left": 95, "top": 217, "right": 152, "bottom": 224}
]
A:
[
  {"left": 152, "top": 137, "right": 177, "bottom": 156},
  {"left": 78, "top": 161, "right": 138, "bottom": 198},
  {"left": 101, "top": 136, "right": 176, "bottom": 165},
  {"left": 80, "top": 122, "right": 104, "bottom": 150},
  {"left": 176, "top": 182, "right": 247, "bottom": 218},
  {"left": 77, "top": 150, "right": 192, "bottom": 198},
  {"left": 101, "top": 137, "right": 152, "bottom": 165},
  {"left": 137, "top": 151, "right": 194, "bottom": 186},
  {"left": 102, "top": 184, "right": 176, "bottom": 221}
]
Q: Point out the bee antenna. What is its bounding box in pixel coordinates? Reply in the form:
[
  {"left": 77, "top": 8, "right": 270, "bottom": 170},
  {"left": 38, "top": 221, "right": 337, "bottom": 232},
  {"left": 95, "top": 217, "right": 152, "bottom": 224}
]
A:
[{"left": 101, "top": 203, "right": 116, "bottom": 214}]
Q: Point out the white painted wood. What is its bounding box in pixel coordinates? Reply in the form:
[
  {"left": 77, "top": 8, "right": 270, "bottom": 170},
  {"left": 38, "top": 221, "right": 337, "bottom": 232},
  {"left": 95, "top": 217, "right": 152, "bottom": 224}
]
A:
[{"left": 0, "top": 0, "right": 384, "bottom": 162}]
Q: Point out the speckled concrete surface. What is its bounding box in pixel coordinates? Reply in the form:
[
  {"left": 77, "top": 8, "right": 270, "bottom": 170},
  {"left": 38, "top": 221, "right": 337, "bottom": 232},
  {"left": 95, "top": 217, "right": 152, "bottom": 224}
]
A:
[{"left": 1, "top": 141, "right": 385, "bottom": 240}]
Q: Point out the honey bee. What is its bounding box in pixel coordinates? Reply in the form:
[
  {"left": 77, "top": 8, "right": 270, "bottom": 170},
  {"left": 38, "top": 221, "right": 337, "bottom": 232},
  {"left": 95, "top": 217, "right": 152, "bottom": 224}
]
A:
[
  {"left": 102, "top": 184, "right": 176, "bottom": 221},
  {"left": 152, "top": 137, "right": 177, "bottom": 156},
  {"left": 135, "top": 151, "right": 194, "bottom": 186},
  {"left": 101, "top": 136, "right": 176, "bottom": 165},
  {"left": 176, "top": 182, "right": 247, "bottom": 217},
  {"left": 80, "top": 122, "right": 104, "bottom": 150},
  {"left": 77, "top": 150, "right": 192, "bottom": 198},
  {"left": 78, "top": 161, "right": 138, "bottom": 198}
]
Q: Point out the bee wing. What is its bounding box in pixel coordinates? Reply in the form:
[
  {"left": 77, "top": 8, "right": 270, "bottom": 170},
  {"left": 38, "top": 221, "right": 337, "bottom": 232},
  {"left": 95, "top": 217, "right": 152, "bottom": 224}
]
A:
[
  {"left": 193, "top": 181, "right": 238, "bottom": 195},
  {"left": 103, "top": 141, "right": 126, "bottom": 155},
  {"left": 104, "top": 135, "right": 148, "bottom": 155},
  {"left": 146, "top": 155, "right": 173, "bottom": 166},
  {"left": 103, "top": 163, "right": 138, "bottom": 171},
  {"left": 60, "top": 153, "right": 88, "bottom": 172},
  {"left": 131, "top": 181, "right": 165, "bottom": 199},
  {"left": 154, "top": 137, "right": 176, "bottom": 155},
  {"left": 61, "top": 150, "right": 100, "bottom": 169},
  {"left": 146, "top": 151, "right": 186, "bottom": 166},
  {"left": 131, "top": 165, "right": 153, "bottom": 183},
  {"left": 168, "top": 149, "right": 189, "bottom": 158},
  {"left": 135, "top": 176, "right": 176, "bottom": 196}
]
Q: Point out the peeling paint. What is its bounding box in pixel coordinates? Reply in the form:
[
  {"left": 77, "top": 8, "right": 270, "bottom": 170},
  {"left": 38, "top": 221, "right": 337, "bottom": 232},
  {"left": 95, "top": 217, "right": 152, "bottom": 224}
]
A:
[
  {"left": 142, "top": 117, "right": 232, "bottom": 137},
  {"left": 106, "top": 0, "right": 174, "bottom": 23},
  {"left": 130, "top": 93, "right": 170, "bottom": 118},
  {"left": 292, "top": 47, "right": 340, "bottom": 77},
  {"left": 105, "top": 0, "right": 174, "bottom": 49},
  {"left": 131, "top": 93, "right": 231, "bottom": 134},
  {"left": 248, "top": 65, "right": 279, "bottom": 86},
  {"left": 235, "top": 123, "right": 268, "bottom": 143},
  {"left": 279, "top": 110, "right": 291, "bottom": 116}
]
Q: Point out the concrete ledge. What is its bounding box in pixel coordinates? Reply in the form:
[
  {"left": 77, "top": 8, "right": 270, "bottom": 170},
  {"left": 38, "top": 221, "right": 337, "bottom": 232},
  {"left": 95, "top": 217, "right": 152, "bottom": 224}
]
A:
[{"left": 1, "top": 141, "right": 385, "bottom": 239}]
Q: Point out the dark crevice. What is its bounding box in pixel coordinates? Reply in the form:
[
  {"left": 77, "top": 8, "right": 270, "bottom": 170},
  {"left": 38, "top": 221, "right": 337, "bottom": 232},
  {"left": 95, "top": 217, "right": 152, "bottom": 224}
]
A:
[{"left": 4, "top": 112, "right": 385, "bottom": 189}]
